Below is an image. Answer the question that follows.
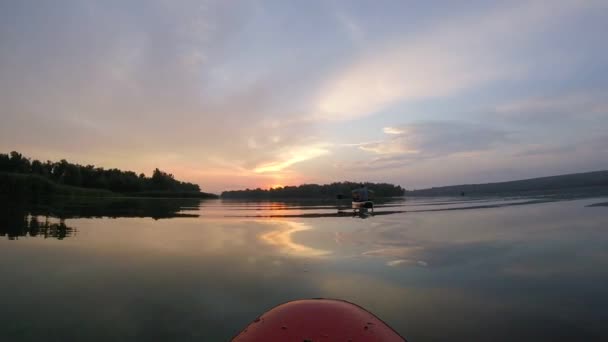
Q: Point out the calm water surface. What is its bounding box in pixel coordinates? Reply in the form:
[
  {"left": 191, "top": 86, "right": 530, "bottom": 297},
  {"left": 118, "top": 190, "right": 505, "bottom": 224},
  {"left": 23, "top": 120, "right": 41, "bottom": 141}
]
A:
[{"left": 1, "top": 196, "right": 608, "bottom": 341}]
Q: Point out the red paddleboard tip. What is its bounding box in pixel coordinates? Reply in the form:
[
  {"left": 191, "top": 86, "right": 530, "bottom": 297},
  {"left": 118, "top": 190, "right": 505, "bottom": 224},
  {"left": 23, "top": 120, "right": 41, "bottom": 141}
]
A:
[{"left": 233, "top": 298, "right": 406, "bottom": 341}]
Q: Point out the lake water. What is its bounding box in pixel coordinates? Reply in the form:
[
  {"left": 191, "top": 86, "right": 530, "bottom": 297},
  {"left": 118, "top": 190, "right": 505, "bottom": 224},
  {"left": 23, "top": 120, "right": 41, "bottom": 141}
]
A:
[{"left": 1, "top": 195, "right": 608, "bottom": 341}]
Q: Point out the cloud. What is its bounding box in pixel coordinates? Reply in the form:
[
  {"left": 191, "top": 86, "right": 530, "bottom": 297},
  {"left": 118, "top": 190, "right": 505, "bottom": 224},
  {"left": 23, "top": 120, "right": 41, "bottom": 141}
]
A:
[
  {"left": 314, "top": 0, "right": 605, "bottom": 121},
  {"left": 335, "top": 11, "right": 365, "bottom": 45},
  {"left": 516, "top": 144, "right": 579, "bottom": 158},
  {"left": 333, "top": 121, "right": 510, "bottom": 175},
  {"left": 360, "top": 121, "right": 508, "bottom": 158},
  {"left": 493, "top": 91, "right": 608, "bottom": 124},
  {"left": 516, "top": 134, "right": 608, "bottom": 158},
  {"left": 315, "top": 43, "right": 509, "bottom": 121},
  {"left": 383, "top": 127, "right": 405, "bottom": 135},
  {"left": 253, "top": 144, "right": 331, "bottom": 173}
]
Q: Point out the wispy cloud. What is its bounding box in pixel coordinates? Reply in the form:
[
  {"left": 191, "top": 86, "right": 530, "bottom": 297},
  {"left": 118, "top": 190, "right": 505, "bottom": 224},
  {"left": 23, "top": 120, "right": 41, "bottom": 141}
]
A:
[
  {"left": 335, "top": 11, "right": 365, "bottom": 45},
  {"left": 360, "top": 121, "right": 508, "bottom": 157},
  {"left": 493, "top": 91, "right": 608, "bottom": 123},
  {"left": 334, "top": 121, "right": 510, "bottom": 175},
  {"left": 314, "top": 0, "right": 603, "bottom": 121},
  {"left": 253, "top": 144, "right": 331, "bottom": 173}
]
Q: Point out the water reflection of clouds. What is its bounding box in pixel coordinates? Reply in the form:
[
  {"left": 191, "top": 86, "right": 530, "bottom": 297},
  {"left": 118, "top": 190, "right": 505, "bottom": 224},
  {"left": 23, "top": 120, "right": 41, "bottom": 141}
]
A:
[
  {"left": 387, "top": 259, "right": 428, "bottom": 267},
  {"left": 362, "top": 246, "right": 429, "bottom": 268},
  {"left": 259, "top": 220, "right": 330, "bottom": 257},
  {"left": 60, "top": 217, "right": 332, "bottom": 262},
  {"left": 318, "top": 200, "right": 608, "bottom": 275}
]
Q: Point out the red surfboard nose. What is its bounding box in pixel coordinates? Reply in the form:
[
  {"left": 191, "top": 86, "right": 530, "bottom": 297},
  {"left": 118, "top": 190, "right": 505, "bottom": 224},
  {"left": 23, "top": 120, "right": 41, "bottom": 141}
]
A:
[{"left": 233, "top": 299, "right": 406, "bottom": 341}]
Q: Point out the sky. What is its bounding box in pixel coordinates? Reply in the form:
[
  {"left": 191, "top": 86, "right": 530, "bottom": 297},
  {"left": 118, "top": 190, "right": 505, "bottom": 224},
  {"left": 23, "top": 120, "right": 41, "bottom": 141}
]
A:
[{"left": 1, "top": 0, "right": 607, "bottom": 193}]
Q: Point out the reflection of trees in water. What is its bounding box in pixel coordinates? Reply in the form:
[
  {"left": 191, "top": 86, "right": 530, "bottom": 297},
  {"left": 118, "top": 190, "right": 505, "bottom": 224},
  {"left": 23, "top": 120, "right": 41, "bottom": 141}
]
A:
[
  {"left": 31, "top": 197, "right": 201, "bottom": 220},
  {"left": 29, "top": 216, "right": 73, "bottom": 240},
  {"left": 0, "top": 196, "right": 202, "bottom": 240},
  {"left": 0, "top": 204, "right": 74, "bottom": 240}
]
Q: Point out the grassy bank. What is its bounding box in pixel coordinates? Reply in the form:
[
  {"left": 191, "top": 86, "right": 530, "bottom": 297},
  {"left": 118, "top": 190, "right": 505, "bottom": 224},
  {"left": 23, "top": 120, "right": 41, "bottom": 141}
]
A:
[
  {"left": 0, "top": 172, "right": 117, "bottom": 198},
  {"left": 127, "top": 191, "right": 218, "bottom": 199}
]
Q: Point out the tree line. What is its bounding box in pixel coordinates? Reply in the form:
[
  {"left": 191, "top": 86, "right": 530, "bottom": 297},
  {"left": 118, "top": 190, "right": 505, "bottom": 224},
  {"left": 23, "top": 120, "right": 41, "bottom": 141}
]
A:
[
  {"left": 221, "top": 182, "right": 405, "bottom": 199},
  {"left": 0, "top": 151, "right": 202, "bottom": 194}
]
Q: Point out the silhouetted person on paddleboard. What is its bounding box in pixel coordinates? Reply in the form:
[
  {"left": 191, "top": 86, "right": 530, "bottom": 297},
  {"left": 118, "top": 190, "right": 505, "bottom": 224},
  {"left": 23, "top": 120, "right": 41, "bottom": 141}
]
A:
[{"left": 353, "top": 183, "right": 369, "bottom": 202}]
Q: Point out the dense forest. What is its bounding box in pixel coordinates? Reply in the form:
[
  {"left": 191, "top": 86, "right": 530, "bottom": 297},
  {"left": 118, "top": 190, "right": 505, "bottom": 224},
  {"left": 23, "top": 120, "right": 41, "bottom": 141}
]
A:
[
  {"left": 221, "top": 182, "right": 405, "bottom": 199},
  {"left": 0, "top": 151, "right": 216, "bottom": 198},
  {"left": 405, "top": 170, "right": 608, "bottom": 196}
]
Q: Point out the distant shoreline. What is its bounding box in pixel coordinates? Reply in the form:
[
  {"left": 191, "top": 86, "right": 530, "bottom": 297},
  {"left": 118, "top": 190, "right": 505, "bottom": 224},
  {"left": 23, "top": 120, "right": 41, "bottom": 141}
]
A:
[
  {"left": 405, "top": 170, "right": 608, "bottom": 197},
  {"left": 220, "top": 182, "right": 404, "bottom": 200}
]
